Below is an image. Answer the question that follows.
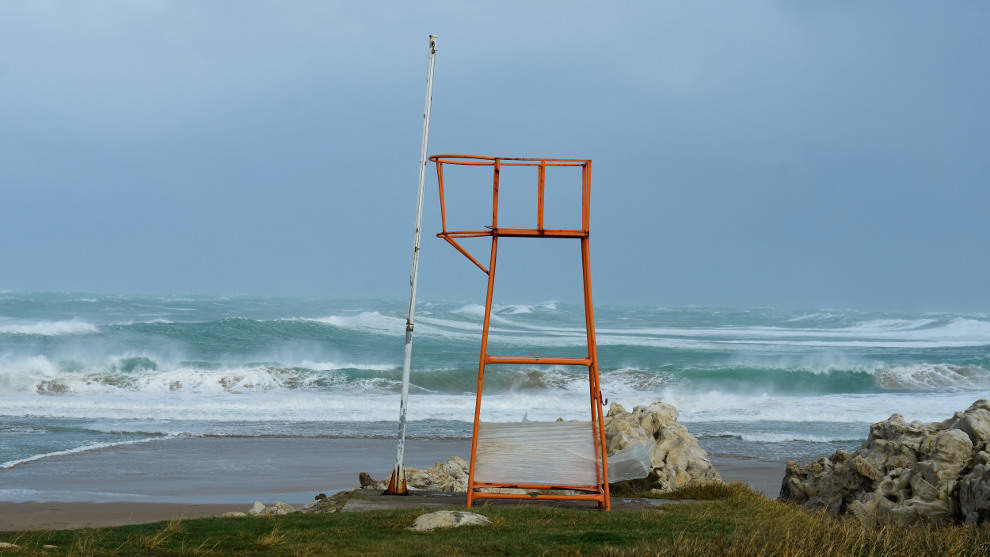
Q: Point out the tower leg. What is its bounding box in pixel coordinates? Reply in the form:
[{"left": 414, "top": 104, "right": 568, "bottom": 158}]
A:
[
  {"left": 581, "top": 236, "right": 610, "bottom": 510},
  {"left": 466, "top": 235, "right": 499, "bottom": 508}
]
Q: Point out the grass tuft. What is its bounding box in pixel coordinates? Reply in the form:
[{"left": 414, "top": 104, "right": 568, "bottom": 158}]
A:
[
  {"left": 611, "top": 480, "right": 757, "bottom": 501},
  {"left": 658, "top": 481, "right": 755, "bottom": 500},
  {"left": 256, "top": 524, "right": 287, "bottom": 549}
]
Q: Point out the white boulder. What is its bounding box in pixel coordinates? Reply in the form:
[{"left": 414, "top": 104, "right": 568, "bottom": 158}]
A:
[{"left": 407, "top": 510, "right": 492, "bottom": 531}]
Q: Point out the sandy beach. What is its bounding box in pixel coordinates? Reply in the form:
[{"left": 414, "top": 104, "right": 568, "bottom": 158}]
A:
[{"left": 0, "top": 436, "right": 784, "bottom": 530}]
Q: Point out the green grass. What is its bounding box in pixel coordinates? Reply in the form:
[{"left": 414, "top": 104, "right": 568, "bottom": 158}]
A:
[{"left": 1, "top": 485, "right": 988, "bottom": 556}]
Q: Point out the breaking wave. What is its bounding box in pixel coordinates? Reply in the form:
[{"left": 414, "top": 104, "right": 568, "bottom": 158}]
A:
[
  {"left": 0, "top": 320, "right": 99, "bottom": 336},
  {"left": 700, "top": 432, "right": 858, "bottom": 443},
  {"left": 2, "top": 353, "right": 987, "bottom": 399}
]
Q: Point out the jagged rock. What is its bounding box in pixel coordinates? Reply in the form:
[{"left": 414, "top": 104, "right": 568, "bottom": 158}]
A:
[
  {"left": 0, "top": 542, "right": 20, "bottom": 549},
  {"left": 604, "top": 401, "right": 721, "bottom": 492},
  {"left": 221, "top": 511, "right": 247, "bottom": 518},
  {"left": 407, "top": 510, "right": 492, "bottom": 531},
  {"left": 781, "top": 399, "right": 990, "bottom": 526},
  {"left": 959, "top": 451, "right": 990, "bottom": 524},
  {"left": 357, "top": 471, "right": 388, "bottom": 490}
]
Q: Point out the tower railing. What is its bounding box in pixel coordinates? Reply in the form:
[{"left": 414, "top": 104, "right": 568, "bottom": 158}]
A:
[{"left": 430, "top": 154, "right": 610, "bottom": 510}]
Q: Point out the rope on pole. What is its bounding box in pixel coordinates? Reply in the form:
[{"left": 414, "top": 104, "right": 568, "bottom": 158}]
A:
[{"left": 386, "top": 34, "right": 438, "bottom": 495}]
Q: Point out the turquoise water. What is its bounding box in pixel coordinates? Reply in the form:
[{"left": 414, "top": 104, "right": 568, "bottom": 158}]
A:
[{"left": 1, "top": 293, "right": 988, "bottom": 468}]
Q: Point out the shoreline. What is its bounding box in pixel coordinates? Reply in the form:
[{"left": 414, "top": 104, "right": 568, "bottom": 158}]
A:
[{"left": 0, "top": 436, "right": 785, "bottom": 531}]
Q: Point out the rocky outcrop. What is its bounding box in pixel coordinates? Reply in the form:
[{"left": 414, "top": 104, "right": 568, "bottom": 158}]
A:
[
  {"left": 780, "top": 399, "right": 990, "bottom": 526},
  {"left": 604, "top": 402, "right": 722, "bottom": 492},
  {"left": 408, "top": 510, "right": 492, "bottom": 531},
  {"left": 359, "top": 456, "right": 470, "bottom": 492}
]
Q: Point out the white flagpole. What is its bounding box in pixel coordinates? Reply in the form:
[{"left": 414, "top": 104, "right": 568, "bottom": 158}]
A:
[{"left": 386, "top": 34, "right": 438, "bottom": 495}]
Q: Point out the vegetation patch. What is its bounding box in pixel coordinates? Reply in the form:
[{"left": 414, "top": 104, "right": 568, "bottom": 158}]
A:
[{"left": 0, "top": 486, "right": 987, "bottom": 555}]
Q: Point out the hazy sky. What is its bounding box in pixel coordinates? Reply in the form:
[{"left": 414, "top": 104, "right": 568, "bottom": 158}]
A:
[{"left": 1, "top": 2, "right": 987, "bottom": 310}]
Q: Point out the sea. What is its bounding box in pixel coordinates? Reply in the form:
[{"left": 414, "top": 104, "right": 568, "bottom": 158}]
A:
[{"left": 1, "top": 293, "right": 988, "bottom": 473}]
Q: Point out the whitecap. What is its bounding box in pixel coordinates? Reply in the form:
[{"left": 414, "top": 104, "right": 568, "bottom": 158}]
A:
[{"left": 0, "top": 320, "right": 99, "bottom": 336}]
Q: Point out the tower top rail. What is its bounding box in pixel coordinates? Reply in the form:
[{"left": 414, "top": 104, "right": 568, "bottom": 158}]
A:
[
  {"left": 430, "top": 154, "right": 589, "bottom": 167},
  {"left": 432, "top": 153, "right": 593, "bottom": 274}
]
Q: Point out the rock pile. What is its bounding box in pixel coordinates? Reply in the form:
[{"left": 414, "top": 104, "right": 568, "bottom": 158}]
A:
[
  {"left": 247, "top": 501, "right": 295, "bottom": 516},
  {"left": 604, "top": 402, "right": 721, "bottom": 492},
  {"left": 780, "top": 399, "right": 990, "bottom": 525},
  {"left": 359, "top": 456, "right": 470, "bottom": 492},
  {"left": 407, "top": 456, "right": 469, "bottom": 492}
]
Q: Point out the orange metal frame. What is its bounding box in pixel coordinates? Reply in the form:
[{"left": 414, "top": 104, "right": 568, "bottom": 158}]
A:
[{"left": 429, "top": 154, "right": 610, "bottom": 510}]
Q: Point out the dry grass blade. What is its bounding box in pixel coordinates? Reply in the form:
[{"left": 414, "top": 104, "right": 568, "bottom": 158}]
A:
[{"left": 257, "top": 524, "right": 287, "bottom": 549}]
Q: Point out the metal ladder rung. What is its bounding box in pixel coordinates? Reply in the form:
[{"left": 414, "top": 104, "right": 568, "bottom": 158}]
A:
[{"left": 485, "top": 355, "right": 592, "bottom": 366}]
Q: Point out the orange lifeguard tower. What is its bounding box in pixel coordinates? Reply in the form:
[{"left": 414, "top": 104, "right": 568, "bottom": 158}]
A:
[{"left": 430, "top": 154, "right": 610, "bottom": 510}]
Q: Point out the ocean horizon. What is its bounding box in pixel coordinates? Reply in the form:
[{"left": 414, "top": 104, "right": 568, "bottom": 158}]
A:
[{"left": 2, "top": 291, "right": 988, "bottom": 479}]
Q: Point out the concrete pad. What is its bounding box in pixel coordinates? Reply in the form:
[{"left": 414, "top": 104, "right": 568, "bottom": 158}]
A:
[{"left": 340, "top": 489, "right": 698, "bottom": 512}]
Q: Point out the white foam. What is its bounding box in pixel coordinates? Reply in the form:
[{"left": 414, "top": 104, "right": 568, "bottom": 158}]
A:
[
  {"left": 288, "top": 307, "right": 990, "bottom": 350},
  {"left": 500, "top": 302, "right": 557, "bottom": 314},
  {"left": 1, "top": 436, "right": 169, "bottom": 469},
  {"left": 842, "top": 318, "right": 937, "bottom": 332},
  {"left": 874, "top": 364, "right": 990, "bottom": 391},
  {"left": 0, "top": 355, "right": 399, "bottom": 395},
  {"left": 113, "top": 318, "right": 174, "bottom": 325},
  {"left": 0, "top": 385, "right": 983, "bottom": 432},
  {"left": 0, "top": 320, "right": 99, "bottom": 336},
  {"left": 452, "top": 301, "right": 557, "bottom": 317},
  {"left": 0, "top": 355, "right": 62, "bottom": 393},
  {"left": 716, "top": 431, "right": 854, "bottom": 443},
  {"left": 452, "top": 304, "right": 486, "bottom": 317},
  {"left": 785, "top": 312, "right": 835, "bottom": 323}
]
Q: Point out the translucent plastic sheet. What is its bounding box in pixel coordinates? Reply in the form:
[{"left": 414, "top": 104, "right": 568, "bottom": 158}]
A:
[
  {"left": 605, "top": 441, "right": 654, "bottom": 482},
  {"left": 474, "top": 422, "right": 656, "bottom": 486},
  {"left": 475, "top": 422, "right": 599, "bottom": 485}
]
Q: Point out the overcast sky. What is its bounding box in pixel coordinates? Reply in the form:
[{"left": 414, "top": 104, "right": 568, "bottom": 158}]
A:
[{"left": 1, "top": 2, "right": 987, "bottom": 310}]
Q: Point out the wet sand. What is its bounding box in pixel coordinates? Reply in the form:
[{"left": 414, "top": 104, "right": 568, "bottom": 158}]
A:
[{"left": 0, "top": 437, "right": 785, "bottom": 531}]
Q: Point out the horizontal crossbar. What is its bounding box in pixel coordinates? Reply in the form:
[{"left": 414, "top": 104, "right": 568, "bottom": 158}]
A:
[
  {"left": 485, "top": 356, "right": 591, "bottom": 366},
  {"left": 471, "top": 492, "right": 606, "bottom": 502},
  {"left": 473, "top": 482, "right": 601, "bottom": 492},
  {"left": 496, "top": 228, "right": 588, "bottom": 238},
  {"left": 438, "top": 229, "right": 589, "bottom": 239}
]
